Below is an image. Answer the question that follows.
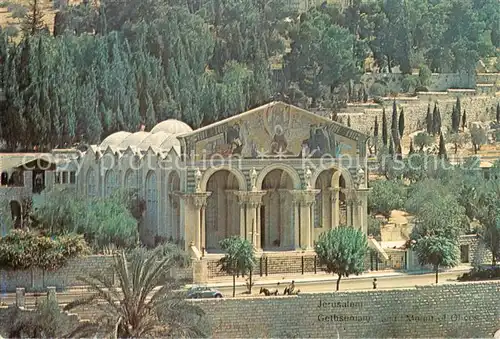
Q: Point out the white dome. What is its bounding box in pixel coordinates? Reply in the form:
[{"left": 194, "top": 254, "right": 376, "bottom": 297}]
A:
[
  {"left": 118, "top": 131, "right": 151, "bottom": 149},
  {"left": 138, "top": 131, "right": 173, "bottom": 150},
  {"left": 150, "top": 119, "right": 193, "bottom": 135},
  {"left": 100, "top": 131, "right": 132, "bottom": 149},
  {"left": 160, "top": 134, "right": 181, "bottom": 150}
]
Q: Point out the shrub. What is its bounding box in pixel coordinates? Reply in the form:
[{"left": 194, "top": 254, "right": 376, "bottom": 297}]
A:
[
  {"left": 0, "top": 229, "right": 90, "bottom": 271},
  {"left": 457, "top": 266, "right": 500, "bottom": 281},
  {"left": 10, "top": 4, "right": 27, "bottom": 19},
  {"left": 418, "top": 65, "right": 432, "bottom": 86},
  {"left": 415, "top": 86, "right": 429, "bottom": 92},
  {"left": 370, "top": 83, "right": 388, "bottom": 97},
  {"left": 402, "top": 75, "right": 419, "bottom": 93}
]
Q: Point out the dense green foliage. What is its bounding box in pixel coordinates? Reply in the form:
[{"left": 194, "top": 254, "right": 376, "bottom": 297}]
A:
[
  {"left": 0, "top": 0, "right": 497, "bottom": 150},
  {"left": 315, "top": 226, "right": 367, "bottom": 291},
  {"left": 369, "top": 156, "right": 500, "bottom": 268},
  {"left": 413, "top": 236, "right": 460, "bottom": 283},
  {"left": 218, "top": 236, "right": 256, "bottom": 296},
  {"left": 34, "top": 190, "right": 139, "bottom": 250},
  {"left": 0, "top": 229, "right": 90, "bottom": 270}
]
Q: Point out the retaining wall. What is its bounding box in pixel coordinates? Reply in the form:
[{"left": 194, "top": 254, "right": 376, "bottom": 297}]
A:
[{"left": 196, "top": 281, "right": 500, "bottom": 338}]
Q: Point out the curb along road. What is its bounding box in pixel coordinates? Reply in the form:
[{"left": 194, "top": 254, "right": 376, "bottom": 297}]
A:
[{"left": 201, "top": 268, "right": 471, "bottom": 288}]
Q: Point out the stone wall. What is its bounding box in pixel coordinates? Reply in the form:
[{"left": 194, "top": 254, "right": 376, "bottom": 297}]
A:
[
  {"left": 0, "top": 255, "right": 195, "bottom": 292},
  {"left": 341, "top": 95, "right": 499, "bottom": 138},
  {"left": 0, "top": 256, "right": 115, "bottom": 292},
  {"left": 196, "top": 281, "right": 500, "bottom": 338},
  {"left": 361, "top": 72, "right": 476, "bottom": 93},
  {"left": 460, "top": 234, "right": 493, "bottom": 266}
]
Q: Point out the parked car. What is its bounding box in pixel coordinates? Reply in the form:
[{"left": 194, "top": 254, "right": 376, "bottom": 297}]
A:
[{"left": 186, "top": 285, "right": 223, "bottom": 299}]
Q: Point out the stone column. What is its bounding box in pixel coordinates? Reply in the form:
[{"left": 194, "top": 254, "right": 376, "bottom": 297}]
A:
[
  {"left": 47, "top": 286, "right": 57, "bottom": 302},
  {"left": 235, "top": 191, "right": 265, "bottom": 249},
  {"left": 329, "top": 187, "right": 340, "bottom": 228},
  {"left": 291, "top": 190, "right": 318, "bottom": 250},
  {"left": 291, "top": 192, "right": 301, "bottom": 250},
  {"left": 303, "top": 190, "right": 319, "bottom": 249},
  {"left": 233, "top": 191, "right": 248, "bottom": 240},
  {"left": 245, "top": 191, "right": 266, "bottom": 251},
  {"left": 180, "top": 192, "right": 211, "bottom": 255},
  {"left": 356, "top": 188, "right": 370, "bottom": 234},
  {"left": 16, "top": 288, "right": 25, "bottom": 308}
]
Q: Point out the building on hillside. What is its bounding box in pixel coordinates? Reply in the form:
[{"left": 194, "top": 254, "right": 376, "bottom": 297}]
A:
[
  {"left": 76, "top": 102, "right": 370, "bottom": 256},
  {"left": 0, "top": 151, "right": 80, "bottom": 228}
]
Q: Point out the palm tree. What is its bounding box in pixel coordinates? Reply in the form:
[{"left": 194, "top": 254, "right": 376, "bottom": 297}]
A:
[
  {"left": 64, "top": 244, "right": 207, "bottom": 338},
  {"left": 218, "top": 236, "right": 256, "bottom": 297}
]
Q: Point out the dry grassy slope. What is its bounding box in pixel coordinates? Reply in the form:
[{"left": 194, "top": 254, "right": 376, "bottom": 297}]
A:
[{"left": 0, "top": 1, "right": 81, "bottom": 38}]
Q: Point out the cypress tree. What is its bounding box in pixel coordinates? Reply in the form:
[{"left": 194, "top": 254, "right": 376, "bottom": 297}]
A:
[
  {"left": 374, "top": 116, "right": 379, "bottom": 137},
  {"left": 388, "top": 137, "right": 394, "bottom": 158},
  {"left": 391, "top": 100, "right": 398, "bottom": 131},
  {"left": 496, "top": 103, "right": 499, "bottom": 123},
  {"left": 398, "top": 108, "right": 405, "bottom": 137},
  {"left": 462, "top": 110, "right": 467, "bottom": 131},
  {"left": 426, "top": 103, "right": 433, "bottom": 134},
  {"left": 432, "top": 103, "right": 441, "bottom": 135},
  {"left": 347, "top": 115, "right": 351, "bottom": 127},
  {"left": 456, "top": 97, "right": 461, "bottom": 121},
  {"left": 391, "top": 100, "right": 400, "bottom": 154},
  {"left": 409, "top": 139, "right": 415, "bottom": 154},
  {"left": 438, "top": 132, "right": 447, "bottom": 159},
  {"left": 451, "top": 106, "right": 459, "bottom": 133},
  {"left": 382, "top": 108, "right": 388, "bottom": 147}
]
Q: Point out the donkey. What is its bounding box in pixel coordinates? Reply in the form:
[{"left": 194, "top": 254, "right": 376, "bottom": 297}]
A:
[{"left": 259, "top": 287, "right": 278, "bottom": 296}]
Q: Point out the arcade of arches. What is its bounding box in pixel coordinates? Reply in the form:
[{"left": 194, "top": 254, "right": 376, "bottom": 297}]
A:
[{"left": 184, "top": 166, "right": 368, "bottom": 254}]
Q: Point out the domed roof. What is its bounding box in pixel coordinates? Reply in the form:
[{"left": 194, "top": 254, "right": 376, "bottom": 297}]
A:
[
  {"left": 100, "top": 131, "right": 132, "bottom": 149},
  {"left": 138, "top": 131, "right": 173, "bottom": 150},
  {"left": 150, "top": 119, "right": 193, "bottom": 135},
  {"left": 118, "top": 131, "right": 151, "bottom": 149},
  {"left": 160, "top": 134, "right": 181, "bottom": 150}
]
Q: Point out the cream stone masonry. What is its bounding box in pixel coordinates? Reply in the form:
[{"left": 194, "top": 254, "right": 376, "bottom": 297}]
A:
[
  {"left": 196, "top": 281, "right": 500, "bottom": 338},
  {"left": 75, "top": 102, "right": 370, "bottom": 281}
]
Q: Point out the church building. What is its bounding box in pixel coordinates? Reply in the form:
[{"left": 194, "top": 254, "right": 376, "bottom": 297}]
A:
[{"left": 77, "top": 101, "right": 370, "bottom": 279}]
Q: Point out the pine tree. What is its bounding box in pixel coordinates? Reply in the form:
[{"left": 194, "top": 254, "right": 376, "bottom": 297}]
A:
[
  {"left": 398, "top": 108, "right": 405, "bottom": 137},
  {"left": 426, "top": 103, "right": 433, "bottom": 135},
  {"left": 438, "top": 132, "right": 447, "bottom": 159},
  {"left": 409, "top": 140, "right": 415, "bottom": 154},
  {"left": 462, "top": 110, "right": 467, "bottom": 131},
  {"left": 382, "top": 108, "right": 388, "bottom": 147},
  {"left": 21, "top": 0, "right": 46, "bottom": 37}
]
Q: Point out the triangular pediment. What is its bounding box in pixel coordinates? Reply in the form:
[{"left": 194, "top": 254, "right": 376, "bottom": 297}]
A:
[{"left": 177, "top": 101, "right": 367, "bottom": 160}]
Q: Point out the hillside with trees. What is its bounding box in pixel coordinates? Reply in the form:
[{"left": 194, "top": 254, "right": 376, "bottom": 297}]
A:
[{"left": 0, "top": 0, "right": 498, "bottom": 150}]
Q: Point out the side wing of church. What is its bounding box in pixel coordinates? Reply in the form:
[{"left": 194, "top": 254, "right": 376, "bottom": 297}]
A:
[{"left": 77, "top": 101, "right": 370, "bottom": 270}]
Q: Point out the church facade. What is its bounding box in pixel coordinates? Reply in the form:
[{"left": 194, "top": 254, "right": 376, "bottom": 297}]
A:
[{"left": 77, "top": 102, "right": 370, "bottom": 264}]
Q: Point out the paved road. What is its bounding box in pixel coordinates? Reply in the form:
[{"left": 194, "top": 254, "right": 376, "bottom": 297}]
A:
[
  {"left": 0, "top": 271, "right": 466, "bottom": 307},
  {"left": 213, "top": 271, "right": 465, "bottom": 297}
]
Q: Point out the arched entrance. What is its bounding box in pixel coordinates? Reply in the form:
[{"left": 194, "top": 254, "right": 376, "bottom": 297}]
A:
[
  {"left": 205, "top": 170, "right": 241, "bottom": 252},
  {"left": 261, "top": 169, "right": 295, "bottom": 250},
  {"left": 167, "top": 171, "right": 181, "bottom": 244},
  {"left": 10, "top": 200, "right": 22, "bottom": 228},
  {"left": 313, "top": 169, "right": 349, "bottom": 230}
]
